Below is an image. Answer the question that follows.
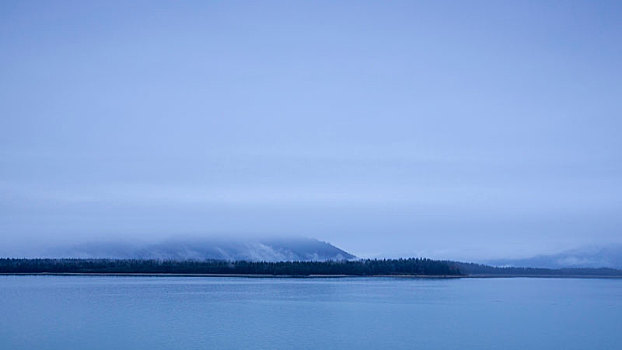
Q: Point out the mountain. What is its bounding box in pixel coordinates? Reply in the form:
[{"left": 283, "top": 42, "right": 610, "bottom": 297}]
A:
[
  {"left": 486, "top": 245, "right": 622, "bottom": 269},
  {"left": 41, "top": 237, "right": 356, "bottom": 262}
]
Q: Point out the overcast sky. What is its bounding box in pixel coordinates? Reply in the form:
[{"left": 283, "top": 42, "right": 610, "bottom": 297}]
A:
[{"left": 1, "top": 0, "right": 621, "bottom": 259}]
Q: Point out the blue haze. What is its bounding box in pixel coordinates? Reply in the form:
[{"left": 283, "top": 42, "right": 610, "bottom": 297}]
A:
[{"left": 1, "top": 1, "right": 621, "bottom": 259}]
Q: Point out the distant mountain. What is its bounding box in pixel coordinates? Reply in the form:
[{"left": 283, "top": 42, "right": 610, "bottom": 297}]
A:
[
  {"left": 486, "top": 245, "right": 622, "bottom": 269},
  {"left": 42, "top": 237, "right": 356, "bottom": 262}
]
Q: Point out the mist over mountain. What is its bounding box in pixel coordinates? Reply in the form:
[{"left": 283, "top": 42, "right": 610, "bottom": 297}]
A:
[
  {"left": 37, "top": 237, "right": 355, "bottom": 262},
  {"left": 486, "top": 245, "right": 622, "bottom": 269}
]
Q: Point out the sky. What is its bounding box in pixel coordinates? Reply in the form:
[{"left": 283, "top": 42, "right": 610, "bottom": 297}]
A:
[{"left": 1, "top": 0, "right": 621, "bottom": 260}]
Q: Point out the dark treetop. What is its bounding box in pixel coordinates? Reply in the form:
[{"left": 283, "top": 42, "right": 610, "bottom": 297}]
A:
[
  {"left": 0, "top": 258, "right": 459, "bottom": 276},
  {"left": 2, "top": 258, "right": 621, "bottom": 277}
]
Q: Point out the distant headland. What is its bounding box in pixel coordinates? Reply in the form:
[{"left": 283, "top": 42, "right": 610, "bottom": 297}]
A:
[{"left": 2, "top": 237, "right": 621, "bottom": 278}]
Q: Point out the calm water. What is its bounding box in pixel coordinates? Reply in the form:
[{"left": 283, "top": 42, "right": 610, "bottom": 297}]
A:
[{"left": 1, "top": 276, "right": 621, "bottom": 349}]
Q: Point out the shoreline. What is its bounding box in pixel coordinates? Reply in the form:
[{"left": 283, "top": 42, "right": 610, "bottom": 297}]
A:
[
  {"left": 1, "top": 272, "right": 621, "bottom": 279},
  {"left": 0, "top": 272, "right": 461, "bottom": 278}
]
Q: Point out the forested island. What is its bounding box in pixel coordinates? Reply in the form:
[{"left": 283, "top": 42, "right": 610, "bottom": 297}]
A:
[
  {"left": 0, "top": 258, "right": 459, "bottom": 276},
  {"left": 453, "top": 262, "right": 622, "bottom": 277},
  {"left": 2, "top": 258, "right": 621, "bottom": 277}
]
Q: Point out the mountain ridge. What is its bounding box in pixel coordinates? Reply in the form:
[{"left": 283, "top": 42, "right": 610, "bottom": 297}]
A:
[
  {"left": 485, "top": 245, "right": 622, "bottom": 269},
  {"left": 38, "top": 237, "right": 356, "bottom": 262}
]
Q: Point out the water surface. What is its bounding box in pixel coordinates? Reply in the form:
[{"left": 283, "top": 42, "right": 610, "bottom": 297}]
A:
[{"left": 1, "top": 276, "right": 620, "bottom": 349}]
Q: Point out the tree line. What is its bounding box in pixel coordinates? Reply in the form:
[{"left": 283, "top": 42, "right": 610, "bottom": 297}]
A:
[
  {"left": 452, "top": 262, "right": 622, "bottom": 277},
  {"left": 3, "top": 258, "right": 618, "bottom": 277},
  {"left": 0, "top": 258, "right": 461, "bottom": 276}
]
